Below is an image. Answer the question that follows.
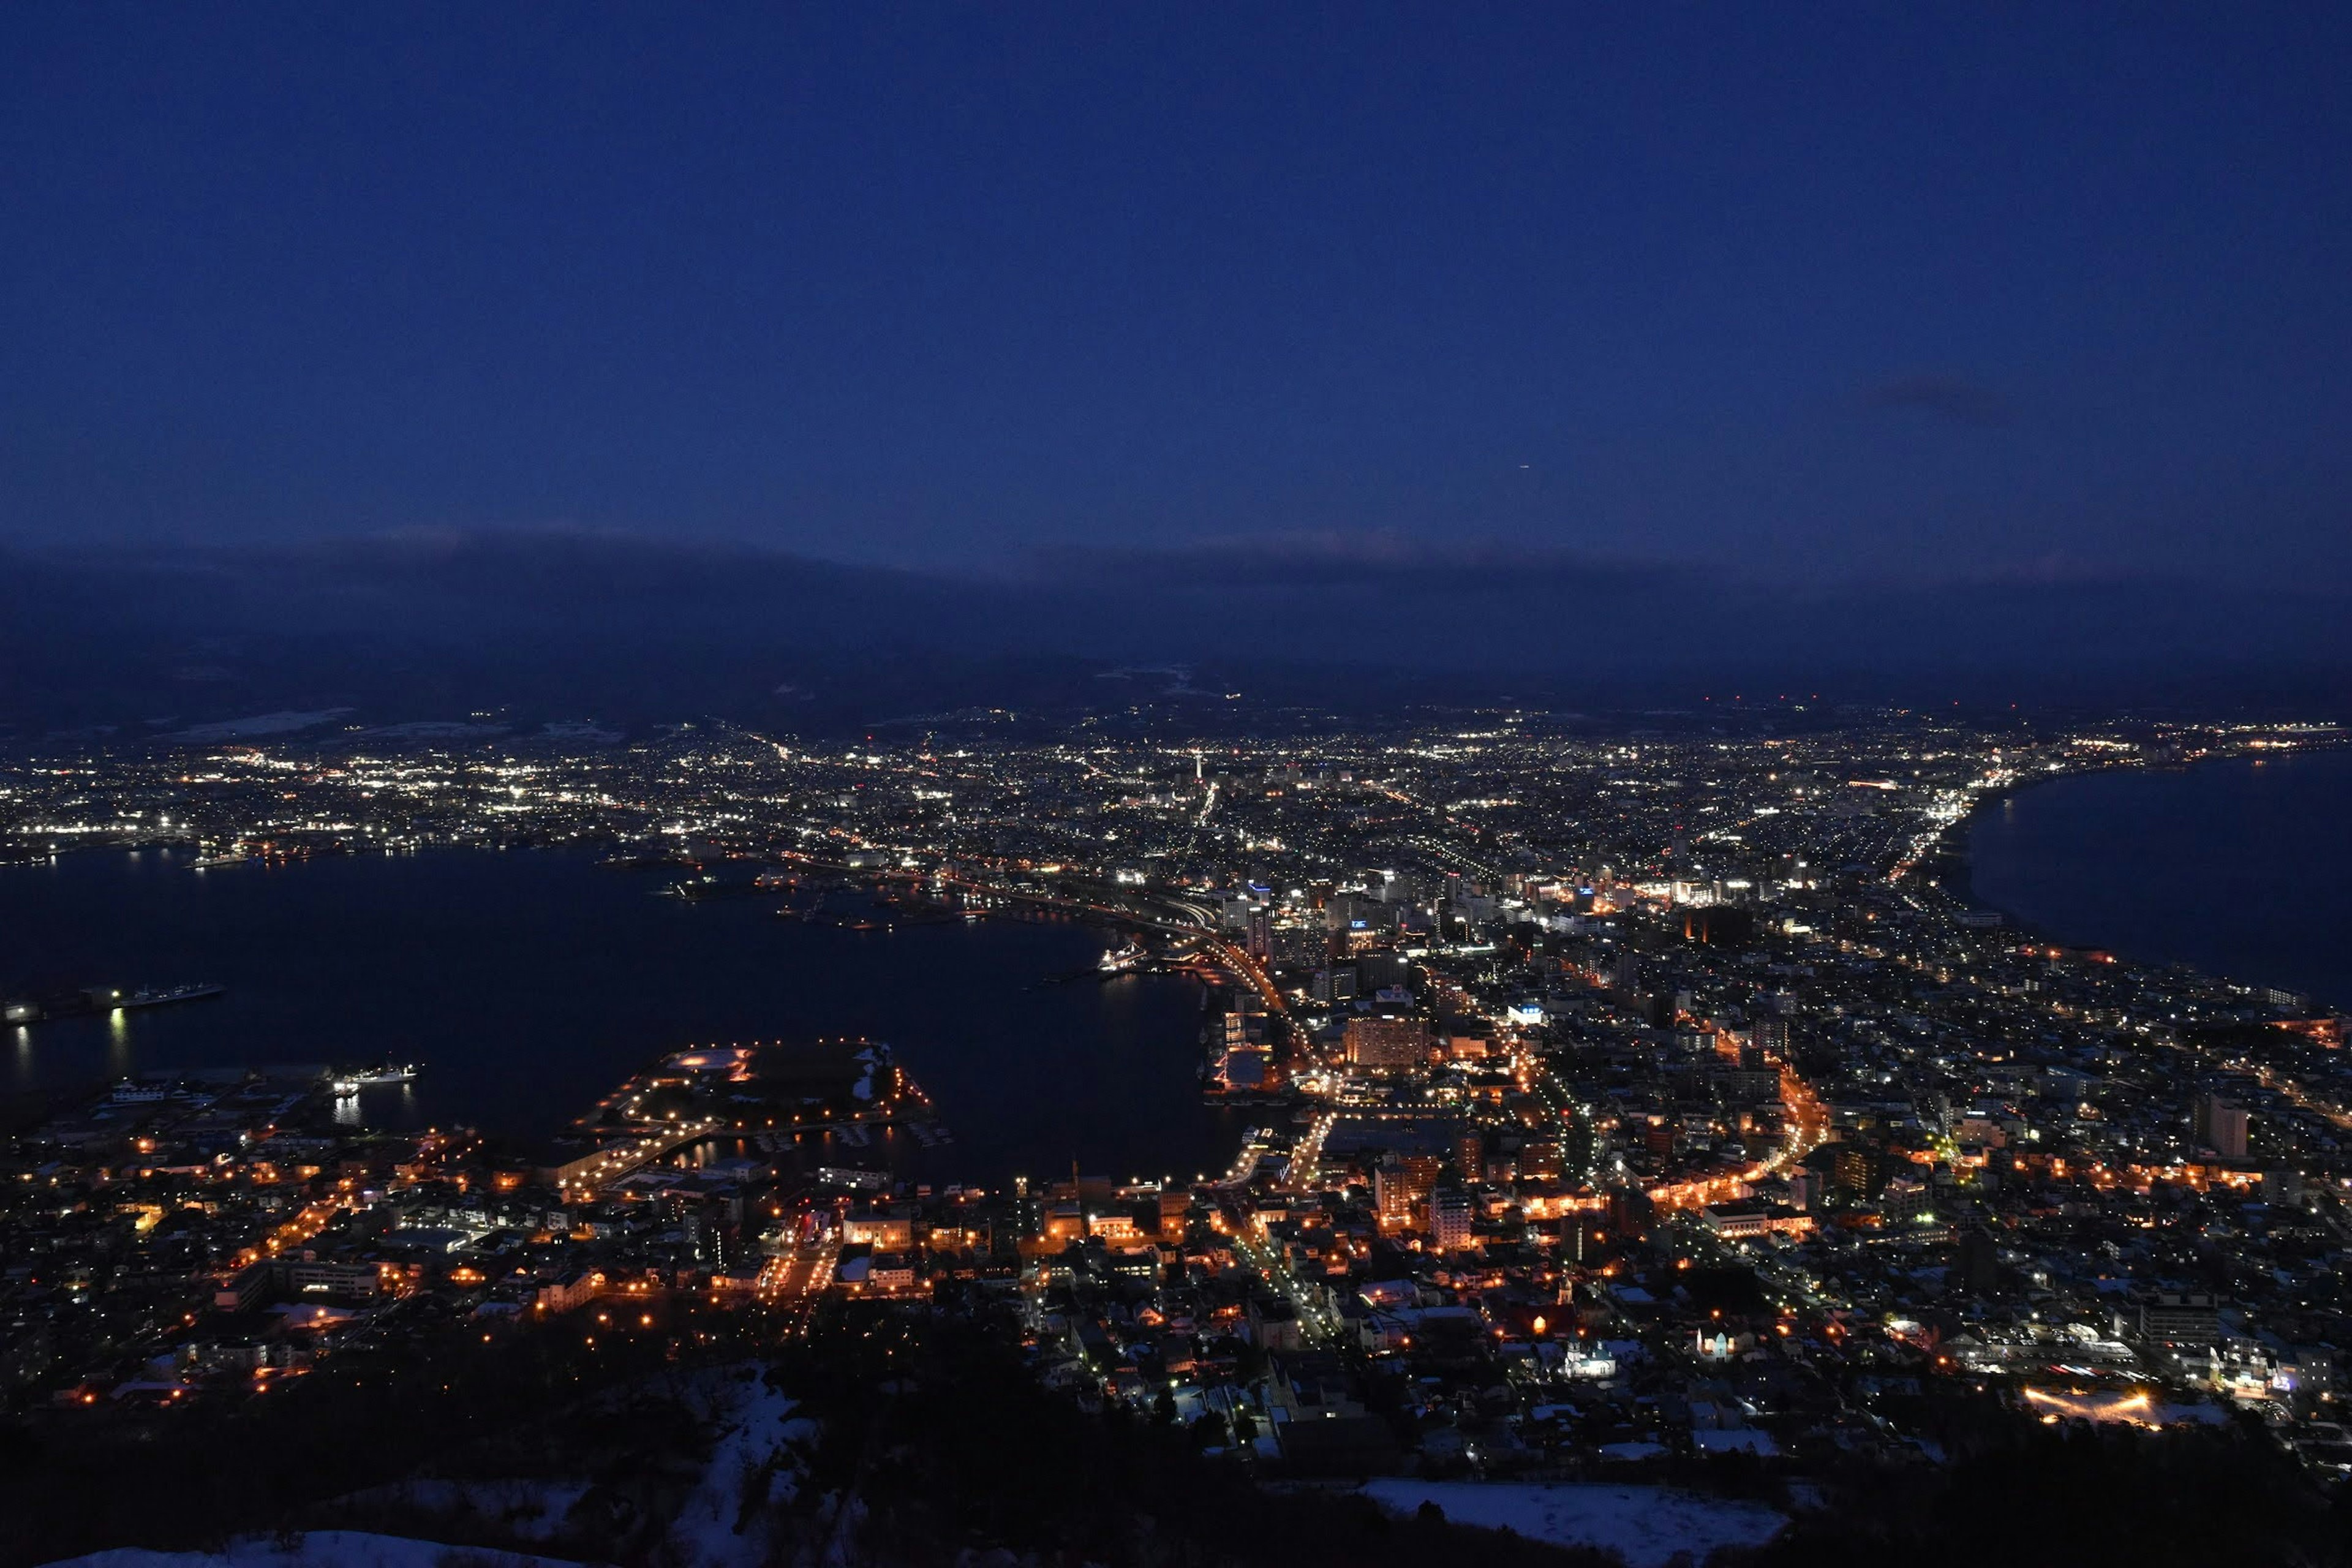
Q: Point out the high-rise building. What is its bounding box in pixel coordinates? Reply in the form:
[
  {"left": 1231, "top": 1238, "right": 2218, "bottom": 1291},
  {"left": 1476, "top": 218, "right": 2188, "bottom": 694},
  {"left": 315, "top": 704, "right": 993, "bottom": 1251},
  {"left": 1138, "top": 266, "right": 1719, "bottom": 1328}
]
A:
[
  {"left": 1606, "top": 1187, "right": 1654, "bottom": 1237},
  {"left": 1311, "top": 965, "right": 1359, "bottom": 1006},
  {"left": 1246, "top": 905, "right": 1273, "bottom": 961},
  {"left": 1430, "top": 1189, "right": 1474, "bottom": 1253},
  {"left": 1344, "top": 1014, "right": 1427, "bottom": 1070},
  {"left": 2194, "top": 1094, "right": 2250, "bottom": 1161},
  {"left": 1374, "top": 1153, "right": 1444, "bottom": 1229},
  {"left": 1275, "top": 924, "right": 1330, "bottom": 970},
  {"left": 2139, "top": 1292, "right": 2222, "bottom": 1346},
  {"left": 1832, "top": 1144, "right": 1885, "bottom": 1202}
]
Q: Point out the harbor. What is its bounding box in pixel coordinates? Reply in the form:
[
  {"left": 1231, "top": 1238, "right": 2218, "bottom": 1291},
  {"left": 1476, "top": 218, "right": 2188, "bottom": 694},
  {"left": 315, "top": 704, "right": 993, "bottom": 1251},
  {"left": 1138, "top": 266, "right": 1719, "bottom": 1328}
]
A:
[
  {"left": 0, "top": 844, "right": 1241, "bottom": 1183},
  {"left": 2, "top": 981, "right": 224, "bottom": 1026}
]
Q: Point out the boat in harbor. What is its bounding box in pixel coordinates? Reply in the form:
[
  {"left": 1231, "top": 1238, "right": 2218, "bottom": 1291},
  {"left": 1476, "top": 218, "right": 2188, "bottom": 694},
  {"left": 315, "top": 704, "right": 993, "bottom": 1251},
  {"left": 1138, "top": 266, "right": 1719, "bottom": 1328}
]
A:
[
  {"left": 666, "top": 870, "right": 768, "bottom": 900},
  {"left": 1099, "top": 939, "right": 1147, "bottom": 974},
  {"left": 6, "top": 982, "right": 227, "bottom": 1023},
  {"left": 112, "top": 982, "right": 226, "bottom": 1011},
  {"left": 330, "top": 1062, "right": 420, "bottom": 1092}
]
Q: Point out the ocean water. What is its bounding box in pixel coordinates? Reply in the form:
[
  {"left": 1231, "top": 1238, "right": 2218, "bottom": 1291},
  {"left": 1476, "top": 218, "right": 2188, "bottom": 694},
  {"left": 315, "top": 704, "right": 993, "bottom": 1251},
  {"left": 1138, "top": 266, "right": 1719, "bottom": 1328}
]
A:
[
  {"left": 0, "top": 846, "right": 1242, "bottom": 1185},
  {"left": 1967, "top": 745, "right": 2352, "bottom": 1011}
]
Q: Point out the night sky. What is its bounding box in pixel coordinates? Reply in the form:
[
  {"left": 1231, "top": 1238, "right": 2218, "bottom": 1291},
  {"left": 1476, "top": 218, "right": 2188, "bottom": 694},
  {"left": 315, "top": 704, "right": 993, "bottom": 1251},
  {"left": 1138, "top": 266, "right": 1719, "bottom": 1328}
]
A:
[{"left": 4, "top": 7, "right": 2350, "bottom": 680}]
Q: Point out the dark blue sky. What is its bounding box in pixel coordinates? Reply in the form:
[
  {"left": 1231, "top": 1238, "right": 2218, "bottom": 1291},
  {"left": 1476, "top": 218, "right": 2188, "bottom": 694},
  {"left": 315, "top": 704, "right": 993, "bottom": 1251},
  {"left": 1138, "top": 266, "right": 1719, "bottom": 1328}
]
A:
[{"left": 6, "top": 6, "right": 2349, "bottom": 594}]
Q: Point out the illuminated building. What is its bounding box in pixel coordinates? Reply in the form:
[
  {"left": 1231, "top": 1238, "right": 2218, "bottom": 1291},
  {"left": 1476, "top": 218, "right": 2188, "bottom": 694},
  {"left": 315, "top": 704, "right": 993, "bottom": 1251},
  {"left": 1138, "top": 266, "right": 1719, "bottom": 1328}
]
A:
[
  {"left": 1373, "top": 1153, "right": 1443, "bottom": 1229},
  {"left": 1343, "top": 1014, "right": 1427, "bottom": 1070},
  {"left": 1430, "top": 1188, "right": 1474, "bottom": 1252}
]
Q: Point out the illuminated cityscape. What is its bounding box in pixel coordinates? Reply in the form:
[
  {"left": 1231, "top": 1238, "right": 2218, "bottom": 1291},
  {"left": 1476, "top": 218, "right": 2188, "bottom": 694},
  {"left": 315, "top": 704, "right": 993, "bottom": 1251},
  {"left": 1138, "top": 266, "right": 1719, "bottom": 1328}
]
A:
[
  {"left": 8, "top": 6, "right": 2351, "bottom": 1564},
  {"left": 4, "top": 710, "right": 2349, "bottom": 1562}
]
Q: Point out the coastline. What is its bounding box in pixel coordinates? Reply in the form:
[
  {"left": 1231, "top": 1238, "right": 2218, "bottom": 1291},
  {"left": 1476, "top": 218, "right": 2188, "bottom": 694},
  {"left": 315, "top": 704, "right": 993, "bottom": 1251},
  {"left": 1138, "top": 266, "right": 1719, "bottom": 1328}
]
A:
[
  {"left": 1938, "top": 743, "right": 2352, "bottom": 1010},
  {"left": 1936, "top": 771, "right": 2037, "bottom": 921},
  {"left": 1934, "top": 758, "right": 2141, "bottom": 935},
  {"left": 0, "top": 845, "right": 1237, "bottom": 1181}
]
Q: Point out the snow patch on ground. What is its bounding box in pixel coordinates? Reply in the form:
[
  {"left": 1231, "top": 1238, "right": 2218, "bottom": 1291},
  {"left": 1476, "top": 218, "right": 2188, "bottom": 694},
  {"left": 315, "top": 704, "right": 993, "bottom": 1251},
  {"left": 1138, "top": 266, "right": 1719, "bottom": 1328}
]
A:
[
  {"left": 666, "top": 1366, "right": 814, "bottom": 1568},
  {"left": 47, "top": 1367, "right": 823, "bottom": 1568},
  {"left": 41, "top": 1530, "right": 581, "bottom": 1568},
  {"left": 1360, "top": 1480, "right": 1787, "bottom": 1568},
  {"left": 331, "top": 1479, "right": 589, "bottom": 1543}
]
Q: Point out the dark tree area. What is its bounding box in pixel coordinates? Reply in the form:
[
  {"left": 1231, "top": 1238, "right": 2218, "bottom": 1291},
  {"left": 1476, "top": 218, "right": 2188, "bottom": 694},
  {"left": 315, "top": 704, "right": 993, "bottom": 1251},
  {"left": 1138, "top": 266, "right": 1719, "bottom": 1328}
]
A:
[
  {"left": 767, "top": 1305, "right": 1612, "bottom": 1567},
  {"left": 1736, "top": 1413, "right": 2352, "bottom": 1568},
  {"left": 0, "top": 1303, "right": 752, "bottom": 1568},
  {"left": 9, "top": 1296, "right": 2352, "bottom": 1568}
]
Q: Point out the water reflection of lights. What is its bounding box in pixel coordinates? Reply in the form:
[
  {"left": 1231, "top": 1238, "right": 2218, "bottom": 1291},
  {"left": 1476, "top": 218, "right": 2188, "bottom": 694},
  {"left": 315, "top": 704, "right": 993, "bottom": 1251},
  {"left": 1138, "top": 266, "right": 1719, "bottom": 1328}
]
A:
[{"left": 332, "top": 1091, "right": 363, "bottom": 1126}]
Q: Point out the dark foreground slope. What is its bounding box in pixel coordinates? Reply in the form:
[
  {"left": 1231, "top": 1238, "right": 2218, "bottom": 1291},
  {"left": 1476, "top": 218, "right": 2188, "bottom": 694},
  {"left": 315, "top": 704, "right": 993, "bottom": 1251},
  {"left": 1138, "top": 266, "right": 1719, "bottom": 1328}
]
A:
[{"left": 7, "top": 1298, "right": 2349, "bottom": 1567}]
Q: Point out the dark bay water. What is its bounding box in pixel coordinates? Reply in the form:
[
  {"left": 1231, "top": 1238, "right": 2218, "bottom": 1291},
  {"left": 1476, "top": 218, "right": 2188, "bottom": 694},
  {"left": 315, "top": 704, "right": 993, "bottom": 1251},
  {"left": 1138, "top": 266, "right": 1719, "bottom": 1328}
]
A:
[
  {"left": 0, "top": 847, "right": 1242, "bottom": 1186},
  {"left": 1969, "top": 745, "right": 2352, "bottom": 1011}
]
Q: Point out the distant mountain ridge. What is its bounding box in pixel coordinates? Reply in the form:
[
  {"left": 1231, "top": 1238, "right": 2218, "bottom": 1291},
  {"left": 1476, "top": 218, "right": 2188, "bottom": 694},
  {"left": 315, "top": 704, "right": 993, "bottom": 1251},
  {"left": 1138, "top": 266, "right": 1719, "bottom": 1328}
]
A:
[{"left": 2, "top": 530, "right": 2345, "bottom": 736}]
